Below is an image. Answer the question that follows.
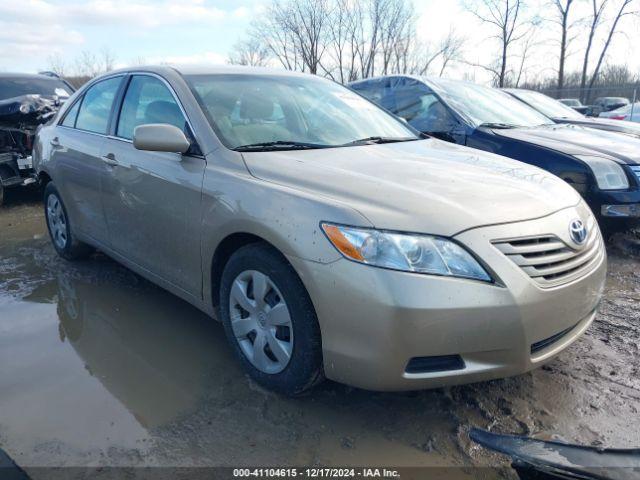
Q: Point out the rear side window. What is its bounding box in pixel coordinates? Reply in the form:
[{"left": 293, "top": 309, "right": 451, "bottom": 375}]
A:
[
  {"left": 61, "top": 100, "right": 80, "bottom": 127},
  {"left": 75, "top": 77, "right": 122, "bottom": 134},
  {"left": 116, "top": 75, "right": 187, "bottom": 140}
]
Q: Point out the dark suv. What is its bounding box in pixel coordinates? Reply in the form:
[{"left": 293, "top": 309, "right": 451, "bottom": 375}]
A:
[
  {"left": 349, "top": 75, "right": 640, "bottom": 230},
  {"left": 0, "top": 73, "right": 74, "bottom": 205}
]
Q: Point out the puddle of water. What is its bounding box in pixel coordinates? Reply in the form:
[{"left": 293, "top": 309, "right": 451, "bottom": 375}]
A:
[{"left": 1, "top": 197, "right": 638, "bottom": 470}]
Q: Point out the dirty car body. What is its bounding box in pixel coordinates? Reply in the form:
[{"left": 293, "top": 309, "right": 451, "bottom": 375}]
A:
[
  {"left": 34, "top": 66, "right": 606, "bottom": 393},
  {"left": 0, "top": 73, "right": 73, "bottom": 204},
  {"left": 349, "top": 76, "right": 640, "bottom": 228}
]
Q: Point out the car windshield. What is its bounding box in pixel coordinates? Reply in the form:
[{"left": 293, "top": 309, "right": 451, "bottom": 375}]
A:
[
  {"left": 611, "top": 102, "right": 639, "bottom": 114},
  {"left": 560, "top": 99, "right": 581, "bottom": 106},
  {"left": 0, "top": 77, "right": 73, "bottom": 101},
  {"left": 427, "top": 78, "right": 554, "bottom": 128},
  {"left": 509, "top": 90, "right": 583, "bottom": 119},
  {"left": 185, "top": 74, "right": 419, "bottom": 150}
]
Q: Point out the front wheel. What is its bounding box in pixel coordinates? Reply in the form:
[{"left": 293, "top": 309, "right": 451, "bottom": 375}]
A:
[
  {"left": 219, "top": 243, "right": 324, "bottom": 395},
  {"left": 44, "top": 182, "right": 93, "bottom": 260}
]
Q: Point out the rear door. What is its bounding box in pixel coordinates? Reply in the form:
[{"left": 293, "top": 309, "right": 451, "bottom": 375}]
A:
[
  {"left": 100, "top": 74, "right": 206, "bottom": 297},
  {"left": 51, "top": 76, "right": 124, "bottom": 244}
]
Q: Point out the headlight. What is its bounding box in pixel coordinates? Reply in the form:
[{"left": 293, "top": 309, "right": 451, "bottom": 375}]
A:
[
  {"left": 576, "top": 155, "right": 629, "bottom": 190},
  {"left": 321, "top": 223, "right": 492, "bottom": 282}
]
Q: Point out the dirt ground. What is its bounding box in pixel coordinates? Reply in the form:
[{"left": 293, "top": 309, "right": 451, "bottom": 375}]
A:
[{"left": 1, "top": 188, "right": 639, "bottom": 476}]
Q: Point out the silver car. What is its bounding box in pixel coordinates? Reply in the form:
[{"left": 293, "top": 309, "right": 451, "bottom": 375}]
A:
[{"left": 34, "top": 66, "right": 606, "bottom": 394}]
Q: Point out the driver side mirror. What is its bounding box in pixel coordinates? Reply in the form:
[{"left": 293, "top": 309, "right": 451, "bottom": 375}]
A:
[{"left": 133, "top": 124, "right": 191, "bottom": 154}]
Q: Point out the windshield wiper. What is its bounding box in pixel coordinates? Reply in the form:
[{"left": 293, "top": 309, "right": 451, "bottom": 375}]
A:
[
  {"left": 478, "top": 122, "right": 518, "bottom": 129},
  {"left": 342, "top": 136, "right": 419, "bottom": 146},
  {"left": 233, "top": 141, "right": 331, "bottom": 152}
]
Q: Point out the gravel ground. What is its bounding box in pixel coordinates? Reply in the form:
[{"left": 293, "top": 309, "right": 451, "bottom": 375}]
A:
[{"left": 0, "top": 189, "right": 639, "bottom": 477}]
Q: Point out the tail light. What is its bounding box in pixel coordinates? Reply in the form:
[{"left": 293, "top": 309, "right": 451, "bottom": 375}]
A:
[{"left": 610, "top": 115, "right": 627, "bottom": 120}]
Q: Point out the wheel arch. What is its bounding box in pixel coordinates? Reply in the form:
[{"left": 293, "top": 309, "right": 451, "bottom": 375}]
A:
[{"left": 209, "top": 232, "right": 286, "bottom": 316}]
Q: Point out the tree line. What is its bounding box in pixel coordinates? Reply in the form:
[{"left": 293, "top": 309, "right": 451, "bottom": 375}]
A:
[
  {"left": 45, "top": 0, "right": 639, "bottom": 101},
  {"left": 229, "top": 0, "right": 639, "bottom": 101}
]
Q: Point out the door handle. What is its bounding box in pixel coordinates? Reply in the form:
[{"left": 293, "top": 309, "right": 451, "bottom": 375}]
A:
[
  {"left": 50, "top": 137, "right": 60, "bottom": 147},
  {"left": 102, "top": 153, "right": 119, "bottom": 167}
]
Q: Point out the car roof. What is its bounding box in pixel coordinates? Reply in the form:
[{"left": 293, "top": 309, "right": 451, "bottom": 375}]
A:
[
  {"left": 0, "top": 72, "right": 65, "bottom": 80},
  {"left": 348, "top": 74, "right": 483, "bottom": 92},
  {"left": 100, "top": 64, "right": 313, "bottom": 79}
]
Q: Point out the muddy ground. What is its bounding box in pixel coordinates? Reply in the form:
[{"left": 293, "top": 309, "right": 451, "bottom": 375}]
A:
[{"left": 0, "top": 188, "right": 639, "bottom": 477}]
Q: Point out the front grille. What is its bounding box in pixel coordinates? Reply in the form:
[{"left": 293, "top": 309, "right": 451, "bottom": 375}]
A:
[
  {"left": 492, "top": 217, "right": 603, "bottom": 288},
  {"left": 630, "top": 165, "right": 640, "bottom": 185}
]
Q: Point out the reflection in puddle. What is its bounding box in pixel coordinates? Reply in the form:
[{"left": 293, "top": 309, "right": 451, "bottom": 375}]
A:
[
  {"left": 3, "top": 202, "right": 637, "bottom": 469},
  {"left": 49, "top": 273, "right": 238, "bottom": 429}
]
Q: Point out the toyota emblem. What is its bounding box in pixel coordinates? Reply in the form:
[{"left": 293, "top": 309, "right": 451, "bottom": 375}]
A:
[{"left": 569, "top": 219, "right": 587, "bottom": 245}]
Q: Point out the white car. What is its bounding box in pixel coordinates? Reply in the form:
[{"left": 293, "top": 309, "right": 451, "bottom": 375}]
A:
[{"left": 599, "top": 102, "right": 640, "bottom": 123}]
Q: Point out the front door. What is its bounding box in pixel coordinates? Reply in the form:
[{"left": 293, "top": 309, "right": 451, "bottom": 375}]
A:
[{"left": 101, "top": 74, "right": 206, "bottom": 297}]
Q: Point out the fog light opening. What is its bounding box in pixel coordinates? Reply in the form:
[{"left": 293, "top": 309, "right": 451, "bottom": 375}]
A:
[{"left": 405, "top": 355, "right": 465, "bottom": 374}]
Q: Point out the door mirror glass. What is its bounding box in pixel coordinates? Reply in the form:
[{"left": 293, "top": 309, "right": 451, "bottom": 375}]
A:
[{"left": 133, "top": 124, "right": 191, "bottom": 153}]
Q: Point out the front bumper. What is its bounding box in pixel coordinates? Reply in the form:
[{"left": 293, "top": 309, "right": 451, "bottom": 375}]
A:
[{"left": 289, "top": 205, "right": 607, "bottom": 391}]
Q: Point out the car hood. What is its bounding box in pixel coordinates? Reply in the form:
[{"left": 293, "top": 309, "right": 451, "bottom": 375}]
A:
[
  {"left": 493, "top": 123, "right": 640, "bottom": 164},
  {"left": 242, "top": 139, "right": 581, "bottom": 236},
  {"left": 555, "top": 116, "right": 640, "bottom": 139}
]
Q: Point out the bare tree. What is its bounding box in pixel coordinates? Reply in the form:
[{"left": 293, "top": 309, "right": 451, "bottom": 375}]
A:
[
  {"left": 437, "top": 29, "right": 466, "bottom": 76},
  {"left": 579, "top": 0, "right": 608, "bottom": 100},
  {"left": 377, "top": 0, "right": 415, "bottom": 75},
  {"left": 228, "top": 38, "right": 270, "bottom": 66},
  {"left": 250, "top": 0, "right": 330, "bottom": 73},
  {"left": 551, "top": 0, "right": 576, "bottom": 89},
  {"left": 587, "top": 0, "right": 637, "bottom": 93},
  {"left": 463, "top": 0, "right": 531, "bottom": 87},
  {"left": 99, "top": 47, "right": 116, "bottom": 72},
  {"left": 512, "top": 25, "right": 540, "bottom": 86},
  {"left": 46, "top": 53, "right": 67, "bottom": 77},
  {"left": 73, "top": 51, "right": 101, "bottom": 78}
]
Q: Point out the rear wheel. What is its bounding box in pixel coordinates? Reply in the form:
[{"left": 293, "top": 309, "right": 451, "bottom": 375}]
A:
[
  {"left": 0, "top": 183, "right": 4, "bottom": 207},
  {"left": 44, "top": 182, "right": 93, "bottom": 260},
  {"left": 219, "top": 243, "right": 324, "bottom": 395}
]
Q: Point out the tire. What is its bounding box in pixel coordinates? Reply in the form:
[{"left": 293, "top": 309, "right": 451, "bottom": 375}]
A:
[
  {"left": 0, "top": 182, "right": 4, "bottom": 207},
  {"left": 219, "top": 243, "right": 324, "bottom": 395},
  {"left": 44, "top": 182, "right": 93, "bottom": 260}
]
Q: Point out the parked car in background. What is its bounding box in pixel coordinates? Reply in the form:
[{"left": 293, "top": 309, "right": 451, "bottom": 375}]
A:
[
  {"left": 0, "top": 72, "right": 74, "bottom": 205},
  {"left": 591, "top": 96, "right": 630, "bottom": 116},
  {"left": 504, "top": 88, "right": 640, "bottom": 139},
  {"left": 599, "top": 102, "right": 640, "bottom": 122},
  {"left": 558, "top": 98, "right": 590, "bottom": 115},
  {"left": 34, "top": 66, "right": 606, "bottom": 394},
  {"left": 349, "top": 76, "right": 640, "bottom": 230}
]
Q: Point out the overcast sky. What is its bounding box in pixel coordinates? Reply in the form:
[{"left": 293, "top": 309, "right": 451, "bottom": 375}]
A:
[{"left": 1, "top": 0, "right": 638, "bottom": 85}]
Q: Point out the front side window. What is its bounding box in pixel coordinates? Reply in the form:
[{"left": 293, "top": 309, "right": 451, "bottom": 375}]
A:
[
  {"left": 384, "top": 78, "right": 457, "bottom": 133},
  {"left": 186, "top": 74, "right": 418, "bottom": 150},
  {"left": 75, "top": 77, "right": 122, "bottom": 134},
  {"left": 117, "top": 75, "right": 187, "bottom": 140},
  {"left": 350, "top": 79, "right": 387, "bottom": 105},
  {"left": 428, "top": 78, "right": 554, "bottom": 128}
]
